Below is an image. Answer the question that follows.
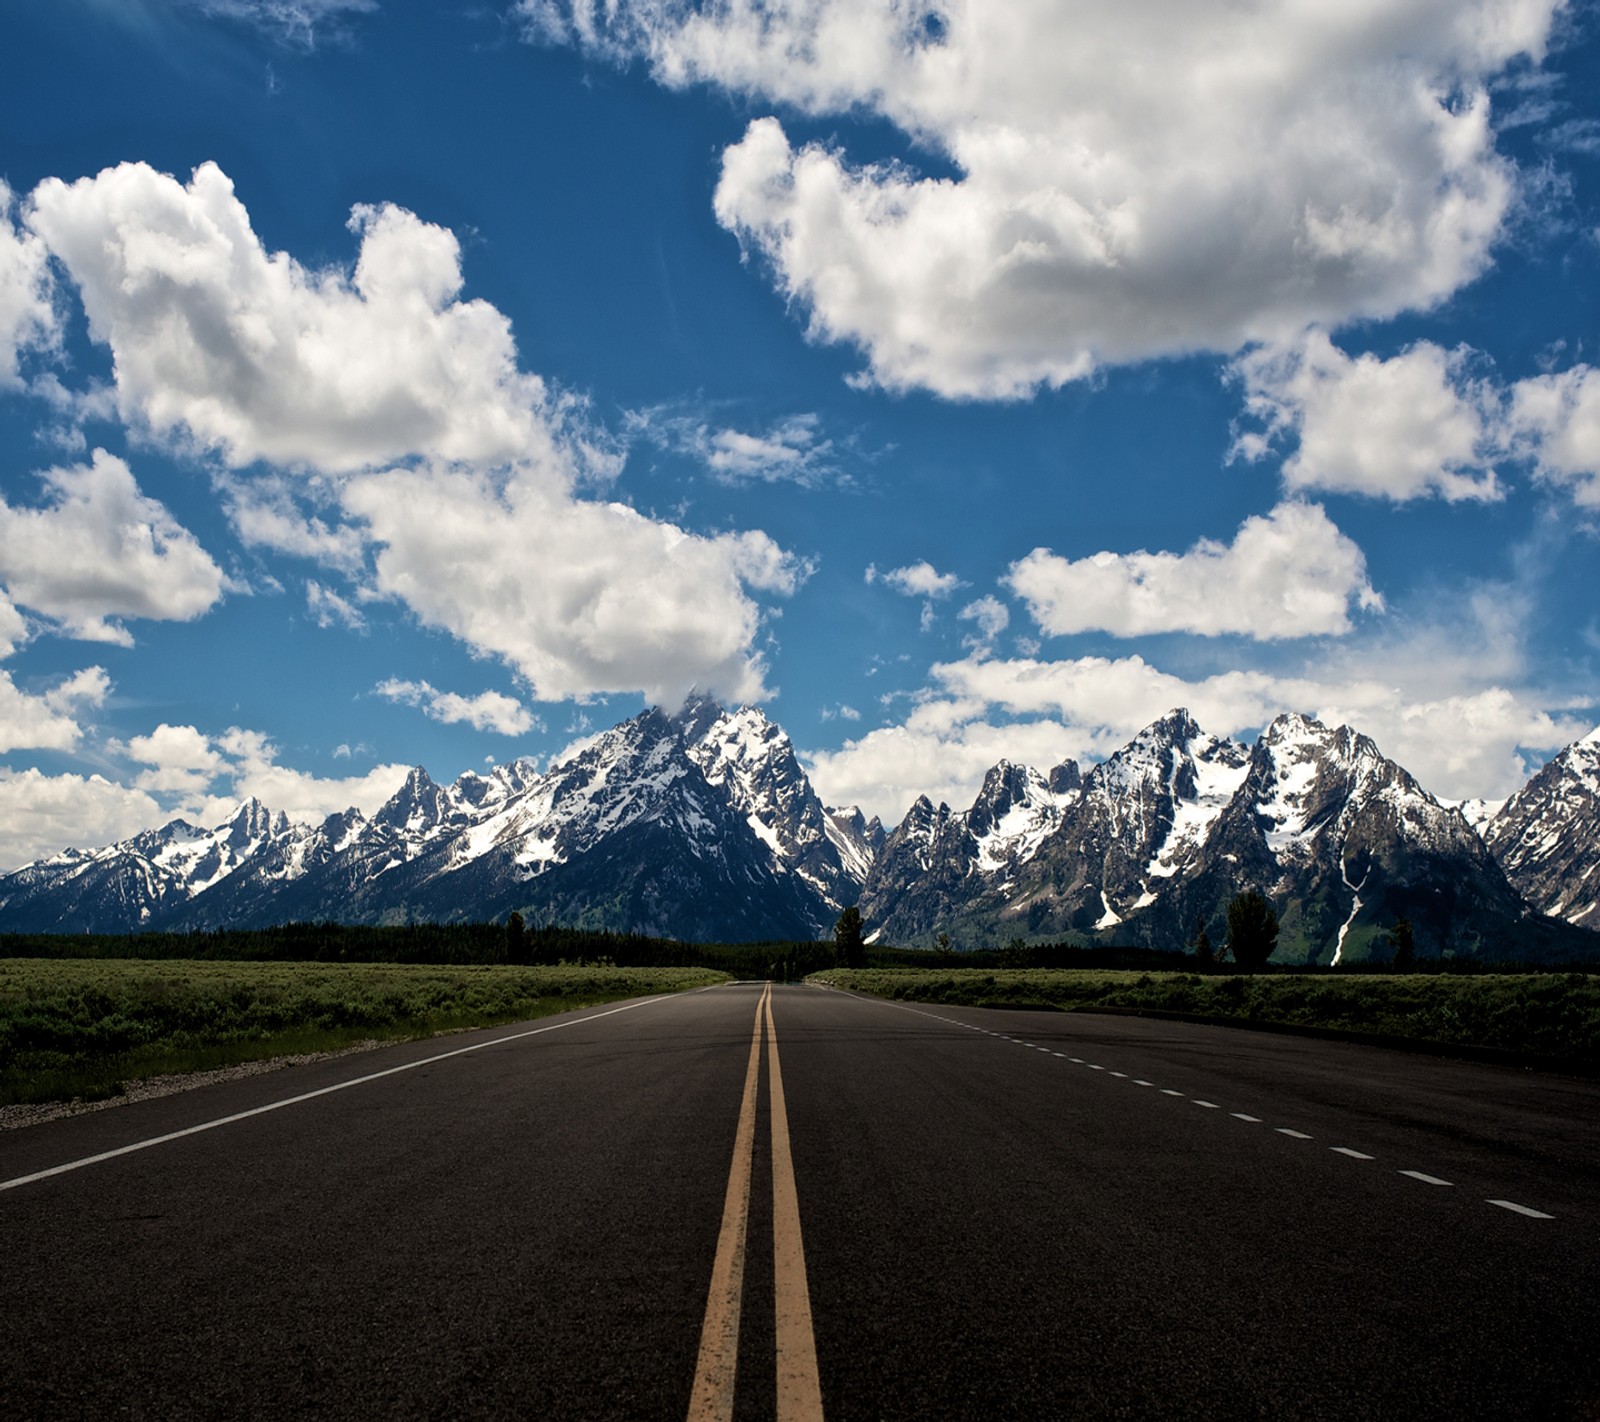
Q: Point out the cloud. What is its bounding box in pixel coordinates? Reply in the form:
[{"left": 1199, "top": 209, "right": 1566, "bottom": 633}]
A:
[
  {"left": 125, "top": 721, "right": 227, "bottom": 796},
  {"left": 27, "top": 162, "right": 559, "bottom": 473},
  {"left": 0, "top": 449, "right": 227, "bottom": 644},
  {"left": 630, "top": 407, "right": 838, "bottom": 486},
  {"left": 804, "top": 701, "right": 1089, "bottom": 824},
  {"left": 23, "top": 161, "right": 803, "bottom": 705},
  {"left": 1232, "top": 330, "right": 1504, "bottom": 502},
  {"left": 0, "top": 180, "right": 58, "bottom": 388},
  {"left": 220, "top": 474, "right": 367, "bottom": 571},
  {"left": 144, "top": 723, "right": 414, "bottom": 828},
  {"left": 527, "top": 0, "right": 1561, "bottom": 397},
  {"left": 187, "top": 0, "right": 378, "bottom": 47},
  {"left": 868, "top": 561, "right": 965, "bottom": 599},
  {"left": 958, "top": 594, "right": 1010, "bottom": 649},
  {"left": 306, "top": 580, "right": 366, "bottom": 631},
  {"left": 1507, "top": 364, "right": 1600, "bottom": 505},
  {"left": 0, "top": 769, "right": 163, "bottom": 872},
  {"left": 1233, "top": 331, "right": 1600, "bottom": 507},
  {"left": 342, "top": 463, "right": 806, "bottom": 705},
  {"left": 0, "top": 666, "right": 108, "bottom": 755},
  {"left": 0, "top": 589, "right": 27, "bottom": 659},
  {"left": 1006, "top": 502, "right": 1382, "bottom": 640},
  {"left": 375, "top": 677, "right": 540, "bottom": 737}
]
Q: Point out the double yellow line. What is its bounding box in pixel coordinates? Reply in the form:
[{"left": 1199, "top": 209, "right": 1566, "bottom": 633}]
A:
[{"left": 687, "top": 983, "right": 824, "bottom": 1422}]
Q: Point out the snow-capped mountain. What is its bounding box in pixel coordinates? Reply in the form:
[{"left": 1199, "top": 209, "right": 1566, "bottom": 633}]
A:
[
  {"left": 1482, "top": 729, "right": 1600, "bottom": 929},
  {"left": 1164, "top": 713, "right": 1527, "bottom": 964},
  {"left": 683, "top": 696, "right": 876, "bottom": 916},
  {"left": 861, "top": 708, "right": 1571, "bottom": 963},
  {"left": 0, "top": 700, "right": 871, "bottom": 940},
  {"left": 858, "top": 759, "right": 1080, "bottom": 941},
  {"left": 1011, "top": 709, "right": 1252, "bottom": 937},
  {"left": 1, "top": 698, "right": 1595, "bottom": 961}
]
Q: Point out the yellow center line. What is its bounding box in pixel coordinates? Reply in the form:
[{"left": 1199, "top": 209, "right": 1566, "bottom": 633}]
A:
[
  {"left": 687, "top": 982, "right": 767, "bottom": 1422},
  {"left": 688, "top": 983, "right": 826, "bottom": 1422},
  {"left": 766, "top": 985, "right": 825, "bottom": 1422}
]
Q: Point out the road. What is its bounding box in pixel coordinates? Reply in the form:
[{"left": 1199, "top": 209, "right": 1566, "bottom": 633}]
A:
[{"left": 2, "top": 981, "right": 1597, "bottom": 1420}]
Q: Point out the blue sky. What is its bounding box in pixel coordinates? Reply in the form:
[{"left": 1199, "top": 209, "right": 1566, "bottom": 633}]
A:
[{"left": 1, "top": 0, "right": 1599, "bottom": 867}]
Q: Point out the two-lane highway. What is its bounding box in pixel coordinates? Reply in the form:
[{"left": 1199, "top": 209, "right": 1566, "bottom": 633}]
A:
[{"left": 4, "top": 982, "right": 1597, "bottom": 1419}]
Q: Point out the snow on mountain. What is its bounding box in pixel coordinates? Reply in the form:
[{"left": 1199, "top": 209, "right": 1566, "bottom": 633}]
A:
[
  {"left": 989, "top": 710, "right": 1250, "bottom": 941},
  {"left": 1174, "top": 712, "right": 1524, "bottom": 963},
  {"left": 859, "top": 756, "right": 1081, "bottom": 942},
  {"left": 1483, "top": 729, "right": 1600, "bottom": 928},
  {"left": 681, "top": 699, "right": 868, "bottom": 917},
  {"left": 0, "top": 698, "right": 1595, "bottom": 958}
]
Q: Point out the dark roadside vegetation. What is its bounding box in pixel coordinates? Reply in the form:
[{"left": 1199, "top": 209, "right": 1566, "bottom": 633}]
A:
[
  {"left": 812, "top": 965, "right": 1600, "bottom": 1067},
  {"left": 3, "top": 923, "right": 1598, "bottom": 1109}
]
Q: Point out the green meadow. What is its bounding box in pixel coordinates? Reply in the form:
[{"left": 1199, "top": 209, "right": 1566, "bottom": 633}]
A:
[{"left": 0, "top": 959, "right": 726, "bottom": 1107}]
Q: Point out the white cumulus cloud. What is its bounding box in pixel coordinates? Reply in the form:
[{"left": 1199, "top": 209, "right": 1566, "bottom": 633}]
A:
[
  {"left": 1006, "top": 502, "right": 1382, "bottom": 640},
  {"left": 868, "top": 561, "right": 965, "bottom": 599},
  {"left": 375, "top": 677, "right": 540, "bottom": 737},
  {"left": 0, "top": 665, "right": 109, "bottom": 755},
  {"left": 27, "top": 162, "right": 559, "bottom": 473},
  {"left": 0, "top": 769, "right": 163, "bottom": 872},
  {"left": 0, "top": 449, "right": 227, "bottom": 644},
  {"left": 1232, "top": 330, "right": 1505, "bottom": 502},
  {"left": 526, "top": 0, "right": 1561, "bottom": 397},
  {"left": 1506, "top": 364, "right": 1600, "bottom": 506},
  {"left": 0, "top": 179, "right": 58, "bottom": 388},
  {"left": 342, "top": 463, "right": 806, "bottom": 705}
]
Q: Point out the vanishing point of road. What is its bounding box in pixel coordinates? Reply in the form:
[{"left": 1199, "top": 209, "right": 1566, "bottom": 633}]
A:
[{"left": 3, "top": 981, "right": 1597, "bottom": 1420}]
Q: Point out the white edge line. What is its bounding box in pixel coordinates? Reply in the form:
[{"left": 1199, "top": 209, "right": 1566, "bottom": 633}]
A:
[{"left": 1, "top": 989, "right": 698, "bottom": 1194}]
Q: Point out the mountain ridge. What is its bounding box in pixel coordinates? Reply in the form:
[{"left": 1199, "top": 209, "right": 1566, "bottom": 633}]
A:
[{"left": 2, "top": 699, "right": 1596, "bottom": 963}]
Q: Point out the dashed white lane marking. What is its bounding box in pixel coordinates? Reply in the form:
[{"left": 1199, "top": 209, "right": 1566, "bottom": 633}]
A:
[
  {"left": 1489, "top": 1200, "right": 1555, "bottom": 1219},
  {"left": 830, "top": 992, "right": 1562, "bottom": 1229}
]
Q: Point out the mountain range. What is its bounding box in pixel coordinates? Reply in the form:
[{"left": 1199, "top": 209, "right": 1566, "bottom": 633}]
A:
[{"left": 2, "top": 695, "right": 1597, "bottom": 964}]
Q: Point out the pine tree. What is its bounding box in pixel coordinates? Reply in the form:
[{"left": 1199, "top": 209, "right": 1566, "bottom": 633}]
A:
[
  {"left": 1225, "top": 891, "right": 1278, "bottom": 971},
  {"left": 834, "top": 906, "right": 866, "bottom": 968},
  {"left": 1390, "top": 916, "right": 1416, "bottom": 972}
]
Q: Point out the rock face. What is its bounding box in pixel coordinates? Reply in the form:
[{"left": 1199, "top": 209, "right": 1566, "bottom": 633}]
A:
[
  {"left": 1, "top": 699, "right": 1595, "bottom": 962},
  {"left": 1482, "top": 729, "right": 1600, "bottom": 930}
]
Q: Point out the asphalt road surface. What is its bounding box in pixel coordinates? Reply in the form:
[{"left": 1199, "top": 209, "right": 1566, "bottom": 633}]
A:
[{"left": 3, "top": 981, "right": 1597, "bottom": 1420}]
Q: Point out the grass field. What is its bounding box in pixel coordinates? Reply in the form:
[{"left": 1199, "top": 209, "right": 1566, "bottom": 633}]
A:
[
  {"left": 0, "top": 959, "right": 727, "bottom": 1107},
  {"left": 811, "top": 967, "right": 1600, "bottom": 1063}
]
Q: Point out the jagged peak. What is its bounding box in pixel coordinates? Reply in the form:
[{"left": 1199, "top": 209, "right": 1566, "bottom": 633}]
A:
[
  {"left": 669, "top": 689, "right": 729, "bottom": 743},
  {"left": 1049, "top": 760, "right": 1082, "bottom": 794}
]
